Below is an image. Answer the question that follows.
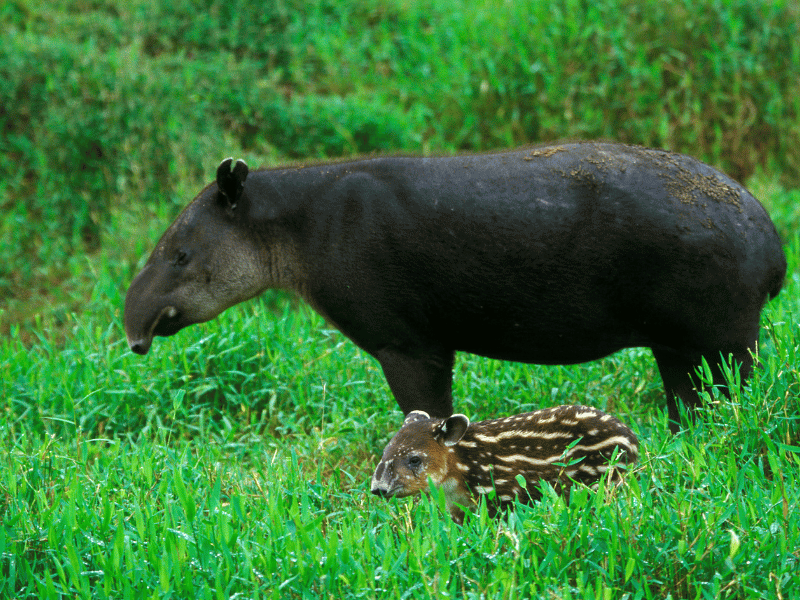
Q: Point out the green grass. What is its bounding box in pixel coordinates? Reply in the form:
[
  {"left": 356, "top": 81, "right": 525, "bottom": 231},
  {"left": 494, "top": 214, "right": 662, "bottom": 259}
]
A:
[
  {"left": 2, "top": 237, "right": 799, "bottom": 598},
  {"left": 2, "top": 0, "right": 800, "bottom": 597}
]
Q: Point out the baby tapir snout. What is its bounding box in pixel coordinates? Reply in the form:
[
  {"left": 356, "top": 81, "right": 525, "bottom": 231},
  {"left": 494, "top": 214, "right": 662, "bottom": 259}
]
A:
[
  {"left": 370, "top": 461, "right": 396, "bottom": 498},
  {"left": 372, "top": 405, "right": 639, "bottom": 524}
]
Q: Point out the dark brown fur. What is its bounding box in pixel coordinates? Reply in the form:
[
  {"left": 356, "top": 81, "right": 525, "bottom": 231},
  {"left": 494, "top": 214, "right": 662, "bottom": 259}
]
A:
[
  {"left": 124, "top": 144, "right": 786, "bottom": 431},
  {"left": 371, "top": 405, "right": 639, "bottom": 523}
]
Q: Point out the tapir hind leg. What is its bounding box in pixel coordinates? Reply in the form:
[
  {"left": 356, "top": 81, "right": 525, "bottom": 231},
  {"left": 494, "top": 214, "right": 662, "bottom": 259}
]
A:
[
  {"left": 652, "top": 344, "right": 755, "bottom": 433},
  {"left": 375, "top": 348, "right": 456, "bottom": 418}
]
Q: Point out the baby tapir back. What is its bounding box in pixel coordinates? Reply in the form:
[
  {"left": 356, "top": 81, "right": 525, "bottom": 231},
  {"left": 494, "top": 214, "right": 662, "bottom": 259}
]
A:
[{"left": 371, "top": 405, "right": 639, "bottom": 524}]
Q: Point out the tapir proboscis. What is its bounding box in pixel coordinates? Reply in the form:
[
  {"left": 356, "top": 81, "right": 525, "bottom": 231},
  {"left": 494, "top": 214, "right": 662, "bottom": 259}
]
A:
[{"left": 124, "top": 142, "right": 786, "bottom": 431}]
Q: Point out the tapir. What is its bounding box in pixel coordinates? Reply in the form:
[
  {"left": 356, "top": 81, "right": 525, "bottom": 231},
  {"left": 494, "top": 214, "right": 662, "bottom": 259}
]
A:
[{"left": 124, "top": 142, "right": 786, "bottom": 431}]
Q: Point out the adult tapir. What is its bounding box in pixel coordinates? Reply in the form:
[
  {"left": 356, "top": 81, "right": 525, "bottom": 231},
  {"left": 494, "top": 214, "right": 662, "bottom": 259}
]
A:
[{"left": 124, "top": 142, "right": 786, "bottom": 431}]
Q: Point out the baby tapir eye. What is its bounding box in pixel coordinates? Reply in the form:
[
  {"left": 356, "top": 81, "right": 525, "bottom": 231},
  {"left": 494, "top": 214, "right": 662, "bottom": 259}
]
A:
[{"left": 407, "top": 455, "right": 423, "bottom": 470}]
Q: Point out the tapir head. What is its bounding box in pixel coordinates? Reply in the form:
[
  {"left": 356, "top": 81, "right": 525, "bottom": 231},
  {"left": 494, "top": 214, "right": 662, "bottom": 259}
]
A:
[{"left": 124, "top": 158, "right": 269, "bottom": 355}]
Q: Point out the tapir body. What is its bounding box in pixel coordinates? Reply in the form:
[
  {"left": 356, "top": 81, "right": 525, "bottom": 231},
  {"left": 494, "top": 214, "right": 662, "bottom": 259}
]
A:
[{"left": 124, "top": 142, "right": 786, "bottom": 430}]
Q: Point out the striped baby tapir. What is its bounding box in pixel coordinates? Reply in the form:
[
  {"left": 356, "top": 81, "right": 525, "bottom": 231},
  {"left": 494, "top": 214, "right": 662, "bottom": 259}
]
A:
[{"left": 371, "top": 405, "right": 639, "bottom": 524}]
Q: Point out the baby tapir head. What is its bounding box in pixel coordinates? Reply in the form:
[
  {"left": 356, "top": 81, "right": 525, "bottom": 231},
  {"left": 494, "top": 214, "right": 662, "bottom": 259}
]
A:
[
  {"left": 371, "top": 405, "right": 639, "bottom": 524},
  {"left": 371, "top": 410, "right": 472, "bottom": 501}
]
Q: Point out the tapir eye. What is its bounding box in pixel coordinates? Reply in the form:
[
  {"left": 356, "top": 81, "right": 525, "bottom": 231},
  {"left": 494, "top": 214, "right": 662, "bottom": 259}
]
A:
[
  {"left": 175, "top": 250, "right": 188, "bottom": 266},
  {"left": 407, "top": 455, "right": 422, "bottom": 470}
]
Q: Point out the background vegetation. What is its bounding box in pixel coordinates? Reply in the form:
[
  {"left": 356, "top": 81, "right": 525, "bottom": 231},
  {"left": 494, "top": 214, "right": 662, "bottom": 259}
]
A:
[{"left": 1, "top": 0, "right": 798, "bottom": 597}]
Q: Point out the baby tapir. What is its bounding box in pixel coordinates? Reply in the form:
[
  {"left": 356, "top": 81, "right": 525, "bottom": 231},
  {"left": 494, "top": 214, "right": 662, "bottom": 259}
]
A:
[
  {"left": 123, "top": 142, "right": 786, "bottom": 431},
  {"left": 371, "top": 405, "right": 639, "bottom": 524}
]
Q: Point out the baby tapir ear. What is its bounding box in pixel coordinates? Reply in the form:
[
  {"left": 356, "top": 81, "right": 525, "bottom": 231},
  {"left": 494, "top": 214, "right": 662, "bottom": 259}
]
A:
[
  {"left": 403, "top": 410, "right": 431, "bottom": 426},
  {"left": 216, "top": 157, "right": 249, "bottom": 208},
  {"left": 437, "top": 414, "right": 470, "bottom": 447}
]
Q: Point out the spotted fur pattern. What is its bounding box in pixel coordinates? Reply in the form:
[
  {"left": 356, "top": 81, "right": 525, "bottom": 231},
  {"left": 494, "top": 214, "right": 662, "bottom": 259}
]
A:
[{"left": 371, "top": 405, "right": 639, "bottom": 523}]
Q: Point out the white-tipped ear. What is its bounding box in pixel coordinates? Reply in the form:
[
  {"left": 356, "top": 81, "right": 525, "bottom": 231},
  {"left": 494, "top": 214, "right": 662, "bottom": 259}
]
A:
[
  {"left": 232, "top": 158, "right": 248, "bottom": 180},
  {"left": 216, "top": 157, "right": 248, "bottom": 209},
  {"left": 403, "top": 410, "right": 430, "bottom": 426},
  {"left": 439, "top": 414, "right": 469, "bottom": 446}
]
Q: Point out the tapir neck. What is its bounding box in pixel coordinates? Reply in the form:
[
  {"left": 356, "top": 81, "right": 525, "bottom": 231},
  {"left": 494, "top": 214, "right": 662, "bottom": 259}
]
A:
[
  {"left": 246, "top": 160, "right": 398, "bottom": 297},
  {"left": 245, "top": 164, "right": 366, "bottom": 307}
]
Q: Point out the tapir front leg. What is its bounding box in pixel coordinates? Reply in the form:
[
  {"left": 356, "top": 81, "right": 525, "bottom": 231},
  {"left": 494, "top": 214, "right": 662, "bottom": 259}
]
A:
[{"left": 375, "top": 348, "right": 456, "bottom": 418}]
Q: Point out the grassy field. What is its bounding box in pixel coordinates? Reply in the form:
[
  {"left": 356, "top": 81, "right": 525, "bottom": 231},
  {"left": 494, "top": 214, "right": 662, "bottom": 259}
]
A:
[
  {"left": 1, "top": 262, "right": 799, "bottom": 598},
  {"left": 2, "top": 0, "right": 800, "bottom": 598}
]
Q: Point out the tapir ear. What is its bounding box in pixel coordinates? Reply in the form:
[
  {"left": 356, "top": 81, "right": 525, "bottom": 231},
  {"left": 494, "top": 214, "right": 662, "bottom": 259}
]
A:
[
  {"left": 437, "top": 414, "right": 470, "bottom": 446},
  {"left": 216, "top": 157, "right": 249, "bottom": 209},
  {"left": 403, "top": 410, "right": 431, "bottom": 426}
]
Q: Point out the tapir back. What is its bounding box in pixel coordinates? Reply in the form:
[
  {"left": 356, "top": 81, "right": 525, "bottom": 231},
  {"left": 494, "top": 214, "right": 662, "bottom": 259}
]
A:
[{"left": 277, "top": 145, "right": 784, "bottom": 363}]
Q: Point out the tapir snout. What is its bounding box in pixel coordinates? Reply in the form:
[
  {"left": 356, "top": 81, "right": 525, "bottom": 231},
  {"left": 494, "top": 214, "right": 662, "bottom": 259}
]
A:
[
  {"left": 123, "top": 261, "right": 188, "bottom": 355},
  {"left": 124, "top": 293, "right": 179, "bottom": 355}
]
